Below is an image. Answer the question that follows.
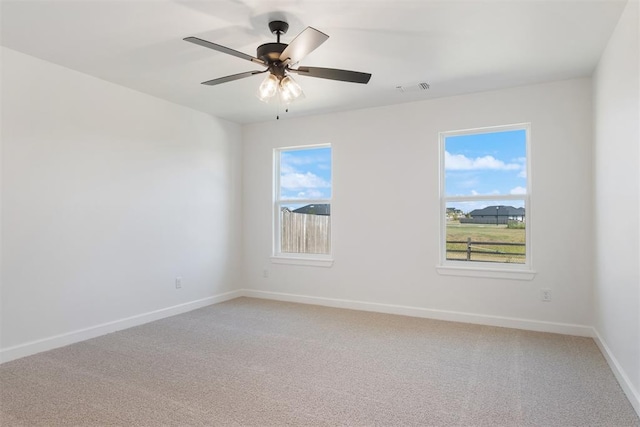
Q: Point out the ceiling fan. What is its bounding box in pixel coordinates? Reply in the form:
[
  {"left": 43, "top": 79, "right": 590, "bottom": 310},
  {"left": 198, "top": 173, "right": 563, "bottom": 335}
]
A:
[{"left": 184, "top": 20, "right": 372, "bottom": 104}]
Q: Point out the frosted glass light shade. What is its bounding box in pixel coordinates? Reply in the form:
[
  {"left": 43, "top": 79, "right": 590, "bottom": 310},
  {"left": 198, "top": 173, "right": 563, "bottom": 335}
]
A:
[
  {"left": 257, "top": 73, "right": 279, "bottom": 102},
  {"left": 279, "top": 75, "right": 304, "bottom": 104}
]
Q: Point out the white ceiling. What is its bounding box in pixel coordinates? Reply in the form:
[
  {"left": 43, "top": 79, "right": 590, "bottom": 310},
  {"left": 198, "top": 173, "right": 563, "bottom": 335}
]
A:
[{"left": 0, "top": 0, "right": 627, "bottom": 124}]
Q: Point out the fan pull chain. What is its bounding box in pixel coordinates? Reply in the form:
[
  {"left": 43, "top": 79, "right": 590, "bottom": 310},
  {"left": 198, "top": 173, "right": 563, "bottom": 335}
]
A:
[{"left": 277, "top": 107, "right": 290, "bottom": 120}]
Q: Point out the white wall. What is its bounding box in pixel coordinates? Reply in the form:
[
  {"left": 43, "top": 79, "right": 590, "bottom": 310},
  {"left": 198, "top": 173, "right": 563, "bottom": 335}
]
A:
[
  {"left": 0, "top": 47, "right": 243, "bottom": 357},
  {"left": 592, "top": 0, "right": 640, "bottom": 411},
  {"left": 242, "top": 78, "right": 593, "bottom": 331}
]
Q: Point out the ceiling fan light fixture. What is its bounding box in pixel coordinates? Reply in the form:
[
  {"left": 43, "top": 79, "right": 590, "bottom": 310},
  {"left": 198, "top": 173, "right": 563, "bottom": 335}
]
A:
[
  {"left": 257, "top": 73, "right": 279, "bottom": 102},
  {"left": 279, "top": 75, "right": 304, "bottom": 104},
  {"left": 185, "top": 20, "right": 371, "bottom": 112}
]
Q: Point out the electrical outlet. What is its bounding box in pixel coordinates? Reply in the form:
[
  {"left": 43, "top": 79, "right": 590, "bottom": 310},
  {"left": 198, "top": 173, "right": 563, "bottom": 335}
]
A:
[
  {"left": 540, "top": 289, "right": 551, "bottom": 302},
  {"left": 175, "top": 277, "right": 182, "bottom": 289},
  {"left": 262, "top": 269, "right": 269, "bottom": 279}
]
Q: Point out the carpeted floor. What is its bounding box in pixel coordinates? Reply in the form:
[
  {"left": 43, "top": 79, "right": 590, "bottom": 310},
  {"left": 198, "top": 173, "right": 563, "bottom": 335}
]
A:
[{"left": 1, "top": 297, "right": 638, "bottom": 426}]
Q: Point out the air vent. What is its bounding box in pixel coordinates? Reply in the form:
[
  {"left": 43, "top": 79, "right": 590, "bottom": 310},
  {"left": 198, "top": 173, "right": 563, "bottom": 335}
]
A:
[{"left": 395, "top": 82, "right": 430, "bottom": 93}]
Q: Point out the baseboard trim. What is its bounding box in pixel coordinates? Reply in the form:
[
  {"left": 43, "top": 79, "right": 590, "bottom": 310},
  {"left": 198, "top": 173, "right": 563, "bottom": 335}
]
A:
[
  {"left": 240, "top": 289, "right": 593, "bottom": 337},
  {"left": 5, "top": 288, "right": 636, "bottom": 418},
  {"left": 592, "top": 328, "right": 640, "bottom": 417},
  {"left": 0, "top": 290, "right": 243, "bottom": 364},
  {"left": 241, "top": 289, "right": 639, "bottom": 416}
]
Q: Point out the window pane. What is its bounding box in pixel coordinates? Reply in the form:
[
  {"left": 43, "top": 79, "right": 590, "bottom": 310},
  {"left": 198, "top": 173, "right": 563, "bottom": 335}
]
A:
[
  {"left": 445, "top": 129, "right": 526, "bottom": 197},
  {"left": 280, "top": 203, "right": 331, "bottom": 254},
  {"left": 280, "top": 147, "right": 332, "bottom": 200},
  {"left": 446, "top": 200, "right": 525, "bottom": 264}
]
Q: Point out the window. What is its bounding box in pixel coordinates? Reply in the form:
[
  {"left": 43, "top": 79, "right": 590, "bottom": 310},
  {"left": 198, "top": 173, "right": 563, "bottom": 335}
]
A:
[
  {"left": 273, "top": 145, "right": 332, "bottom": 265},
  {"left": 439, "top": 124, "right": 533, "bottom": 279}
]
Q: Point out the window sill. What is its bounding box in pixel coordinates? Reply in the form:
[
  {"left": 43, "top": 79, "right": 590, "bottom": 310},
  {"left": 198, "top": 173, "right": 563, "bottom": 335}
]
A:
[
  {"left": 271, "top": 256, "right": 334, "bottom": 268},
  {"left": 436, "top": 265, "right": 536, "bottom": 280}
]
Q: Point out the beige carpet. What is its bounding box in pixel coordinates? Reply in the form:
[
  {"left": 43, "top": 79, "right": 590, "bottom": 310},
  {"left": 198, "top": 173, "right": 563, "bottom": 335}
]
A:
[{"left": 1, "top": 297, "right": 638, "bottom": 426}]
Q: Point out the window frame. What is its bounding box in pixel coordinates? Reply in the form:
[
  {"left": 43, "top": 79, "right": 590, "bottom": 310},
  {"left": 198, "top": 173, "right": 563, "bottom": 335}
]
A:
[
  {"left": 437, "top": 123, "right": 535, "bottom": 280},
  {"left": 272, "top": 144, "right": 333, "bottom": 267}
]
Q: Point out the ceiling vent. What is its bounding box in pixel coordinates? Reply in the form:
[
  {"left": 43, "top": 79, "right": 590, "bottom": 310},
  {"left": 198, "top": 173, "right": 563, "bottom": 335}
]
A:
[{"left": 396, "top": 82, "right": 430, "bottom": 93}]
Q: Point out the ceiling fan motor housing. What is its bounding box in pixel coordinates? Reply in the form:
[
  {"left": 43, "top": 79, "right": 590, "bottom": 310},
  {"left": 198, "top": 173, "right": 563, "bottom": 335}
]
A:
[{"left": 256, "top": 43, "right": 287, "bottom": 63}]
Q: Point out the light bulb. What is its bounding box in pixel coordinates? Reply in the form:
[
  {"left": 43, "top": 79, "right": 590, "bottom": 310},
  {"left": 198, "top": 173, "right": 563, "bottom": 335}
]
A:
[
  {"left": 279, "top": 75, "right": 304, "bottom": 104},
  {"left": 257, "top": 73, "right": 279, "bottom": 102}
]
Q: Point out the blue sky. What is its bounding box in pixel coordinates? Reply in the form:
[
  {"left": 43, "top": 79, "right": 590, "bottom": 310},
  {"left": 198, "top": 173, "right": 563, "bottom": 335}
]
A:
[
  {"left": 445, "top": 129, "right": 527, "bottom": 213},
  {"left": 445, "top": 129, "right": 527, "bottom": 197},
  {"left": 280, "top": 147, "right": 332, "bottom": 200}
]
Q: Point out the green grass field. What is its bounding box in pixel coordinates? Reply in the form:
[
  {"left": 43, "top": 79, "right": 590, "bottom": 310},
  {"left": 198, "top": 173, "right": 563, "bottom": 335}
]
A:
[{"left": 446, "top": 221, "right": 525, "bottom": 263}]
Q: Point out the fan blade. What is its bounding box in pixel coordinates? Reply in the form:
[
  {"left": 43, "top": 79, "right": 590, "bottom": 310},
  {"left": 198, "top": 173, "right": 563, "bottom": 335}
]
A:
[
  {"left": 279, "top": 27, "right": 329, "bottom": 65},
  {"left": 290, "top": 67, "right": 372, "bottom": 84},
  {"left": 184, "top": 36, "right": 266, "bottom": 66},
  {"left": 202, "top": 70, "right": 267, "bottom": 86}
]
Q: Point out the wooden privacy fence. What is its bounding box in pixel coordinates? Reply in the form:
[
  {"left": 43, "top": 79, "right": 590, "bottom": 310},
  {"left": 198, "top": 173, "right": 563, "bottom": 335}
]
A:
[
  {"left": 447, "top": 237, "right": 525, "bottom": 263},
  {"left": 281, "top": 211, "right": 330, "bottom": 254}
]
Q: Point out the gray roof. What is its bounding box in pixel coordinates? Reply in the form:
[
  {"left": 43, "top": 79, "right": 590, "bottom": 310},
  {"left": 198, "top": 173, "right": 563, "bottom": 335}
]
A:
[
  {"left": 470, "top": 205, "right": 525, "bottom": 217},
  {"left": 292, "top": 204, "right": 331, "bottom": 216}
]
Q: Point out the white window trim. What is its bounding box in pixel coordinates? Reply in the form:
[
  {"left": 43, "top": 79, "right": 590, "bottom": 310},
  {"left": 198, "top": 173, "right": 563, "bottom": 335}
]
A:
[
  {"left": 272, "top": 144, "right": 333, "bottom": 267},
  {"left": 270, "top": 255, "right": 334, "bottom": 268},
  {"left": 438, "top": 123, "right": 536, "bottom": 280}
]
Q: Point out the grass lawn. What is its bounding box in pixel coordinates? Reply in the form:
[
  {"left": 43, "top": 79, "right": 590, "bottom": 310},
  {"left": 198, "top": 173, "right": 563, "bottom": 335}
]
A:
[{"left": 446, "top": 221, "right": 525, "bottom": 263}]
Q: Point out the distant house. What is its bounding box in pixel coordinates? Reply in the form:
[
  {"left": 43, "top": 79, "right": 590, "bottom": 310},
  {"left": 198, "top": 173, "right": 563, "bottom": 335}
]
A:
[
  {"left": 446, "top": 207, "right": 464, "bottom": 220},
  {"left": 291, "top": 204, "right": 331, "bottom": 216},
  {"left": 460, "top": 205, "right": 525, "bottom": 224}
]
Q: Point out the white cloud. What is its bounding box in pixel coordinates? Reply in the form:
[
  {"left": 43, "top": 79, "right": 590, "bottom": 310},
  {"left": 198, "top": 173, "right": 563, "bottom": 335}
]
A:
[
  {"left": 445, "top": 151, "right": 521, "bottom": 171},
  {"left": 518, "top": 165, "right": 527, "bottom": 178},
  {"left": 510, "top": 186, "right": 527, "bottom": 195},
  {"left": 280, "top": 172, "right": 331, "bottom": 189},
  {"left": 296, "top": 189, "right": 325, "bottom": 199},
  {"left": 280, "top": 163, "right": 296, "bottom": 174}
]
